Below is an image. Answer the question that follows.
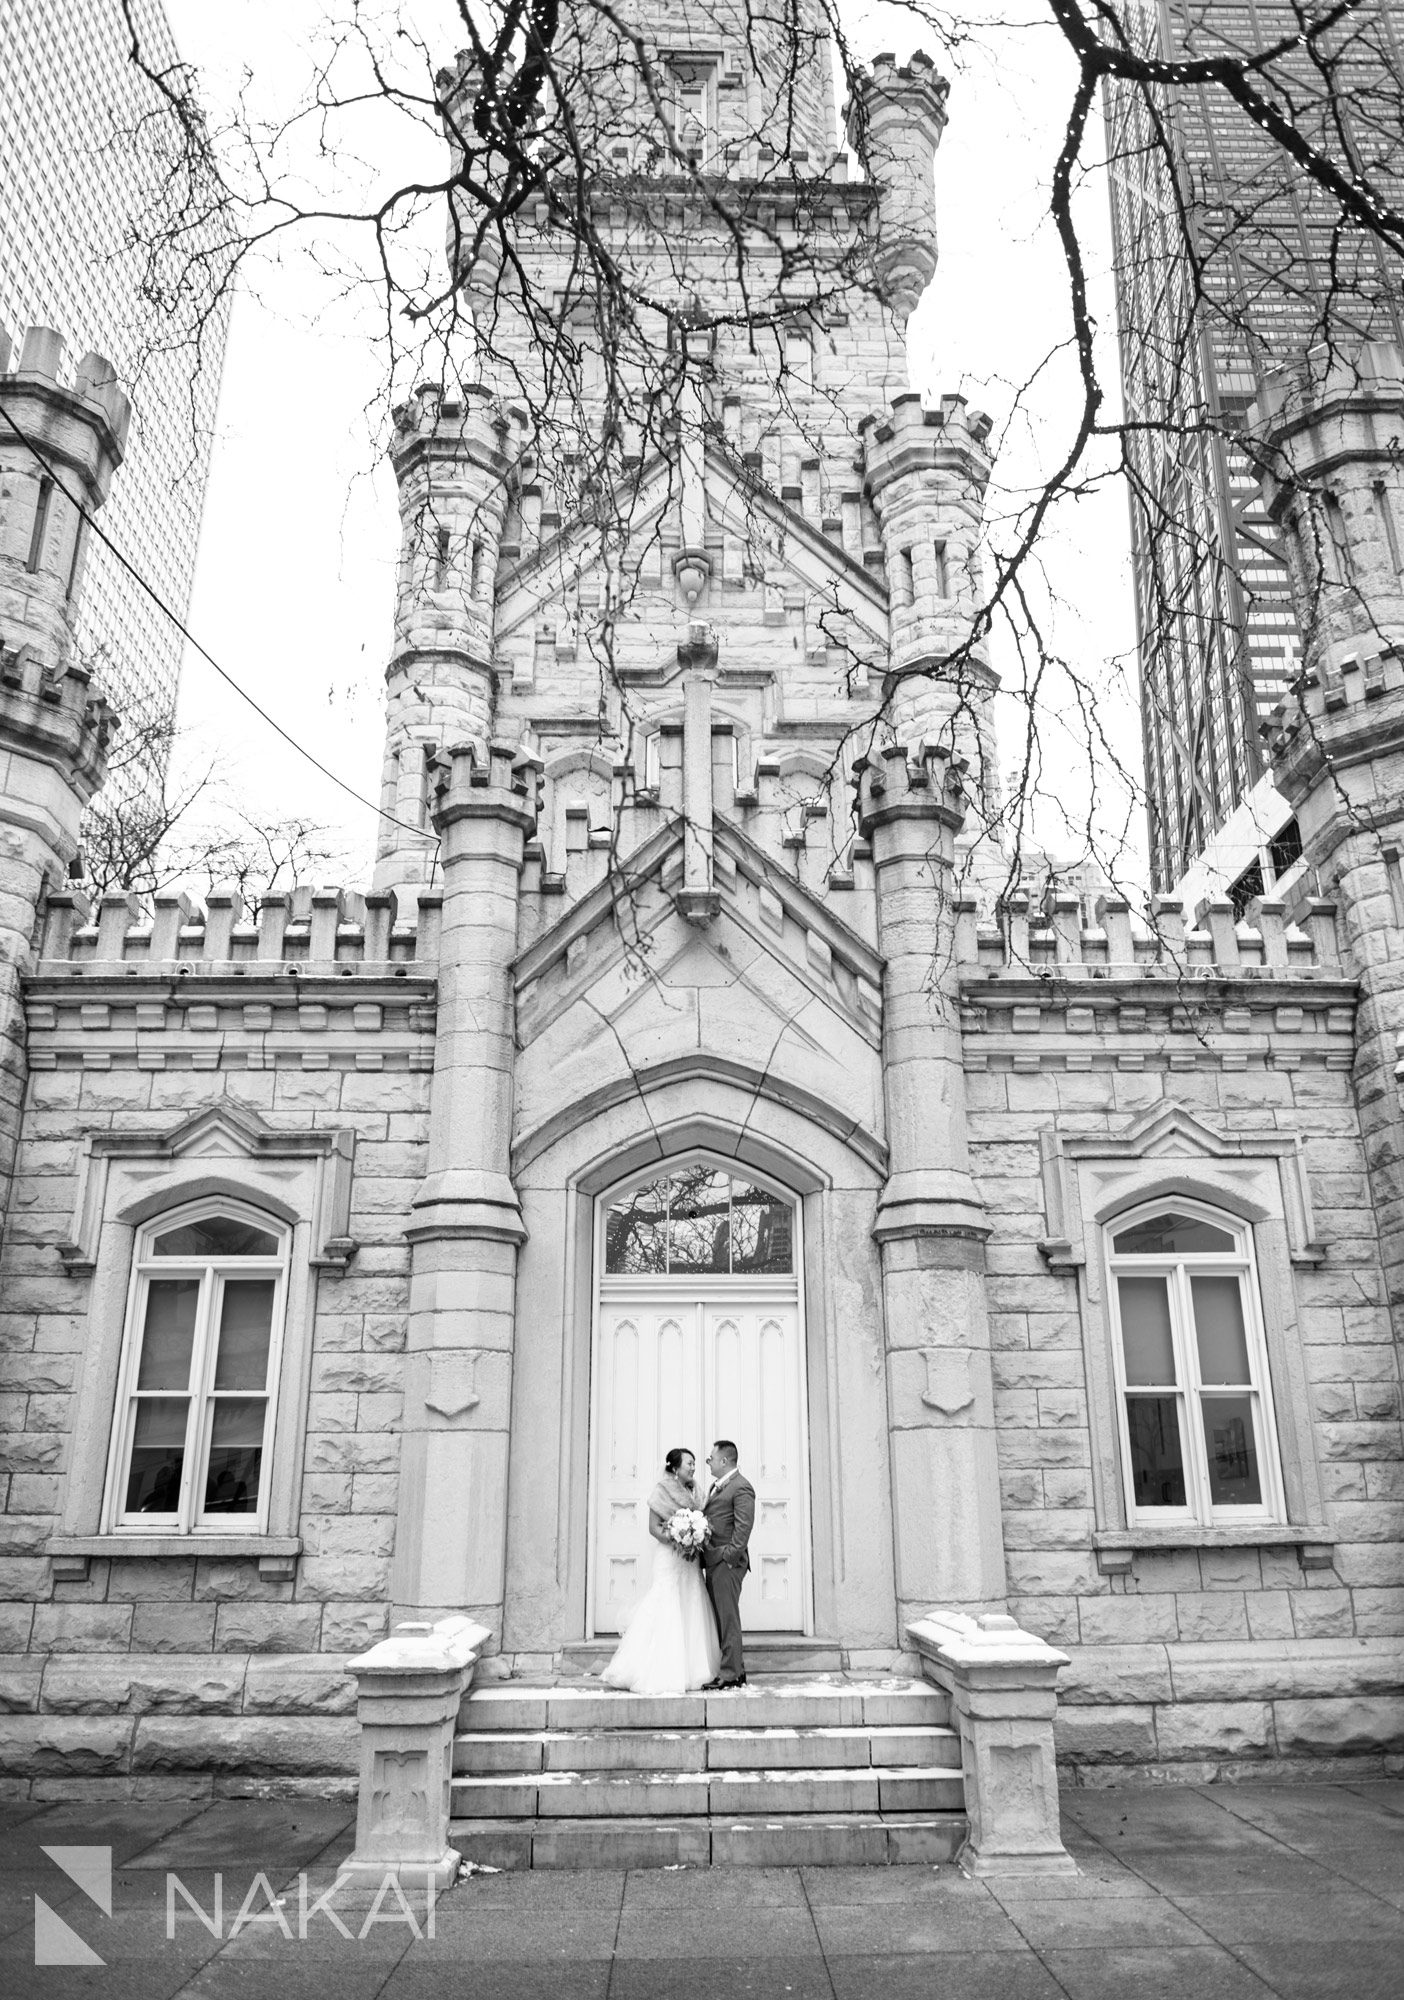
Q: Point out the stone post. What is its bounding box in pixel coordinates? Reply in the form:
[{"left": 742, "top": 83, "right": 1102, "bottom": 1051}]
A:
[
  {"left": 1250, "top": 340, "right": 1404, "bottom": 1309},
  {"left": 343, "top": 1616, "right": 489, "bottom": 1890},
  {"left": 392, "top": 742, "right": 540, "bottom": 1629},
  {"left": 858, "top": 745, "right": 1006, "bottom": 1617},
  {"left": 0, "top": 325, "right": 124, "bottom": 1238},
  {"left": 373, "top": 385, "right": 521, "bottom": 891},
  {"left": 908, "top": 1611, "right": 1074, "bottom": 1877}
]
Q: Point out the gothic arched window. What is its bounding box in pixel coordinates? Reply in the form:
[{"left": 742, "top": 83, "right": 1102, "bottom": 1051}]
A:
[
  {"left": 1106, "top": 1201, "right": 1285, "bottom": 1526},
  {"left": 603, "top": 1166, "right": 794, "bottom": 1276},
  {"left": 105, "top": 1200, "right": 289, "bottom": 1534}
]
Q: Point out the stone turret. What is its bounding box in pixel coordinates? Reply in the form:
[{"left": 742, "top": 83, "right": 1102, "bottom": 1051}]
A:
[
  {"left": 1251, "top": 338, "right": 1404, "bottom": 1308},
  {"left": 860, "top": 391, "right": 996, "bottom": 781},
  {"left": 373, "top": 382, "right": 524, "bottom": 891},
  {"left": 846, "top": 53, "right": 950, "bottom": 322},
  {"left": 0, "top": 324, "right": 124, "bottom": 1235}
]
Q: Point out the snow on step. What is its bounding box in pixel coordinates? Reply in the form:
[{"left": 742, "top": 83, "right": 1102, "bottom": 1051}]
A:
[
  {"left": 448, "top": 1813, "right": 967, "bottom": 1871},
  {"left": 453, "top": 1723, "right": 961, "bottom": 1775},
  {"left": 459, "top": 1676, "right": 950, "bottom": 1734},
  {"left": 451, "top": 1765, "right": 964, "bottom": 1818}
]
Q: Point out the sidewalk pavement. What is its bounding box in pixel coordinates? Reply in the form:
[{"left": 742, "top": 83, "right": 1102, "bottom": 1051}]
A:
[{"left": 2, "top": 1777, "right": 1402, "bottom": 1999}]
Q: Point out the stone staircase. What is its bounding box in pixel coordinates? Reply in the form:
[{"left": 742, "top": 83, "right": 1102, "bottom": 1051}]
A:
[{"left": 450, "top": 1675, "right": 967, "bottom": 1869}]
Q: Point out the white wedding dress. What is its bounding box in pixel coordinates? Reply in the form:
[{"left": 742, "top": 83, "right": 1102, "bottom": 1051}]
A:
[{"left": 602, "top": 1490, "right": 721, "bottom": 1695}]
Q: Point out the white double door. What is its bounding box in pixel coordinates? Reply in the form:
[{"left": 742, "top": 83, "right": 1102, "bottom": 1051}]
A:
[{"left": 590, "top": 1281, "right": 810, "bottom": 1636}]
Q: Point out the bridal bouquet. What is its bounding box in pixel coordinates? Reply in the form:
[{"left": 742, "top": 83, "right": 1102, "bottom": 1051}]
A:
[{"left": 665, "top": 1508, "right": 711, "bottom": 1563}]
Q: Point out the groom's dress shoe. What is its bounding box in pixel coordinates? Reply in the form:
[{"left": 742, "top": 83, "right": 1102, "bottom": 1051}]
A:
[{"left": 703, "top": 1676, "right": 747, "bottom": 1690}]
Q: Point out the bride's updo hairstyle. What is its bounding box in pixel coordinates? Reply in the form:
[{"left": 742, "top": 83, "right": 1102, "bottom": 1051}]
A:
[{"left": 664, "top": 1448, "right": 692, "bottom": 1476}]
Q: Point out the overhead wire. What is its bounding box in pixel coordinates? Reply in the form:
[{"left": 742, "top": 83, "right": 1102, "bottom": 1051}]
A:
[{"left": 0, "top": 399, "right": 434, "bottom": 844}]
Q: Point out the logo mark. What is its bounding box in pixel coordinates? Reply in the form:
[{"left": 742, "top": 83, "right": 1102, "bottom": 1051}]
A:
[{"left": 35, "top": 1845, "right": 111, "bottom": 1966}]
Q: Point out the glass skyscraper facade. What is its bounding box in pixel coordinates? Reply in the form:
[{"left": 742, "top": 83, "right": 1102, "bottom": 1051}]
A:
[
  {"left": 0, "top": 0, "right": 228, "bottom": 779},
  {"left": 1105, "top": 0, "right": 1404, "bottom": 890}
]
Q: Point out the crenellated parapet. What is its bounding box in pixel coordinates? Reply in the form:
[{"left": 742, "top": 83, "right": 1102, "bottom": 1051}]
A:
[
  {"left": 853, "top": 738, "right": 970, "bottom": 840},
  {"left": 960, "top": 889, "right": 1341, "bottom": 977},
  {"left": 429, "top": 737, "right": 543, "bottom": 842},
  {"left": 33, "top": 881, "right": 442, "bottom": 974},
  {"left": 845, "top": 52, "right": 950, "bottom": 321},
  {"left": 375, "top": 384, "right": 528, "bottom": 891}
]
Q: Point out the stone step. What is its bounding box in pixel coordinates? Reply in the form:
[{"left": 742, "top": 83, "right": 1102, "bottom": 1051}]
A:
[
  {"left": 454, "top": 1723, "right": 961, "bottom": 1775},
  {"left": 460, "top": 1678, "right": 950, "bottom": 1734},
  {"left": 450, "top": 1765, "right": 964, "bottom": 1819},
  {"left": 559, "top": 1637, "right": 848, "bottom": 1675},
  {"left": 448, "top": 1812, "right": 967, "bottom": 1871}
]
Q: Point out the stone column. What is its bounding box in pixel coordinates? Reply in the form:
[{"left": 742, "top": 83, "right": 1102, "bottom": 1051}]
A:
[
  {"left": 858, "top": 744, "right": 1006, "bottom": 1617},
  {"left": 0, "top": 326, "right": 124, "bottom": 1239},
  {"left": 392, "top": 742, "right": 541, "bottom": 1627},
  {"left": 1251, "top": 340, "right": 1404, "bottom": 1310},
  {"left": 908, "top": 1611, "right": 1074, "bottom": 1877}
]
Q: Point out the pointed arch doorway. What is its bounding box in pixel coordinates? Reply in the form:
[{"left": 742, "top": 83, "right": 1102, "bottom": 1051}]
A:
[{"left": 587, "top": 1157, "right": 813, "bottom": 1637}]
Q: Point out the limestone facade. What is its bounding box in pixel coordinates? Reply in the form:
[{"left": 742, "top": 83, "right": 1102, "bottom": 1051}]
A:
[{"left": 0, "top": 14, "right": 1400, "bottom": 1804}]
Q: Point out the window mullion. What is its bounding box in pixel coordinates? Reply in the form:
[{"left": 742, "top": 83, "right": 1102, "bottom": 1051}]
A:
[
  {"left": 184, "top": 1269, "right": 219, "bottom": 1532},
  {"left": 1172, "top": 1262, "right": 1212, "bottom": 1522}
]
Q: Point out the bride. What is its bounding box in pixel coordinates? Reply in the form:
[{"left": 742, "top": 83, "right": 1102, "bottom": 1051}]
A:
[{"left": 602, "top": 1448, "right": 721, "bottom": 1695}]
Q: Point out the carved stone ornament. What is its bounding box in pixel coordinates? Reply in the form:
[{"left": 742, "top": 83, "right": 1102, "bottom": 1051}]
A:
[
  {"left": 424, "top": 1352, "right": 482, "bottom": 1421},
  {"left": 57, "top": 1100, "right": 359, "bottom": 1275},
  {"left": 1037, "top": 1100, "right": 1328, "bottom": 1279},
  {"left": 920, "top": 1348, "right": 975, "bottom": 1415}
]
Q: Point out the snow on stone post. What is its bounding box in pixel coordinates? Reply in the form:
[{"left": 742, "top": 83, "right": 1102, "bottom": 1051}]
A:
[
  {"left": 343, "top": 1616, "right": 490, "bottom": 1889},
  {"left": 908, "top": 1611, "right": 1075, "bottom": 1876}
]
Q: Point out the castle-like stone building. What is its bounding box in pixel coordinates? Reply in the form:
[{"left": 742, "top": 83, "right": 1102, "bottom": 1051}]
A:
[{"left": 0, "top": 6, "right": 1399, "bottom": 1869}]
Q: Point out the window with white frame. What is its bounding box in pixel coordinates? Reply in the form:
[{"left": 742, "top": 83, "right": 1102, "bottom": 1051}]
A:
[
  {"left": 1106, "top": 1202, "right": 1284, "bottom": 1526},
  {"left": 105, "top": 1202, "right": 288, "bottom": 1534}
]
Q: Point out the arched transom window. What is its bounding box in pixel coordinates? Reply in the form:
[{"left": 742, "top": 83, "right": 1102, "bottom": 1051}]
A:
[
  {"left": 1107, "top": 1203, "right": 1283, "bottom": 1526},
  {"left": 603, "top": 1166, "right": 794, "bottom": 1277},
  {"left": 105, "top": 1203, "right": 288, "bottom": 1533}
]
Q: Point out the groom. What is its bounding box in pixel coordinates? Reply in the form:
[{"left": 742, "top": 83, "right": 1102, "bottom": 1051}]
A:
[{"left": 701, "top": 1440, "right": 754, "bottom": 1689}]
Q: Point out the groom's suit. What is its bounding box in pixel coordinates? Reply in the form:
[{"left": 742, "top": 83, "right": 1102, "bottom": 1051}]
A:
[{"left": 702, "top": 1468, "right": 756, "bottom": 1681}]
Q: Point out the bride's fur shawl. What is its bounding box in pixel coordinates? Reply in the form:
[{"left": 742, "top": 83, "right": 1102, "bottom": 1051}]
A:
[{"left": 649, "top": 1471, "right": 700, "bottom": 1519}]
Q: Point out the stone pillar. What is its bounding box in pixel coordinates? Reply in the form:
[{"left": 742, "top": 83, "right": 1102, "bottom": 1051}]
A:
[
  {"left": 392, "top": 742, "right": 541, "bottom": 1628},
  {"left": 0, "top": 325, "right": 124, "bottom": 1238},
  {"left": 908, "top": 1611, "right": 1074, "bottom": 1877},
  {"left": 343, "top": 1616, "right": 489, "bottom": 1890},
  {"left": 1251, "top": 340, "right": 1404, "bottom": 1309},
  {"left": 858, "top": 744, "right": 1006, "bottom": 1617},
  {"left": 373, "top": 384, "right": 521, "bottom": 892}
]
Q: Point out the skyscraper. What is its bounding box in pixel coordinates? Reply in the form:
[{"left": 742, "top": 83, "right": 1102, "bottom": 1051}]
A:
[
  {"left": 1105, "top": 0, "right": 1404, "bottom": 890},
  {"left": 0, "top": 0, "right": 229, "bottom": 777}
]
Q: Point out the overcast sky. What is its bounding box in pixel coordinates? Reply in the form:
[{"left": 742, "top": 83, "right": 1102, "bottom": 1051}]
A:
[{"left": 162, "top": 0, "right": 1140, "bottom": 880}]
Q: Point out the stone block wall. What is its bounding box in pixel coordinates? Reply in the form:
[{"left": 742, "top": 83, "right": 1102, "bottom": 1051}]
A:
[
  {"left": 961, "top": 898, "right": 1404, "bottom": 1775},
  {"left": 0, "top": 892, "right": 439, "bottom": 1753}
]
